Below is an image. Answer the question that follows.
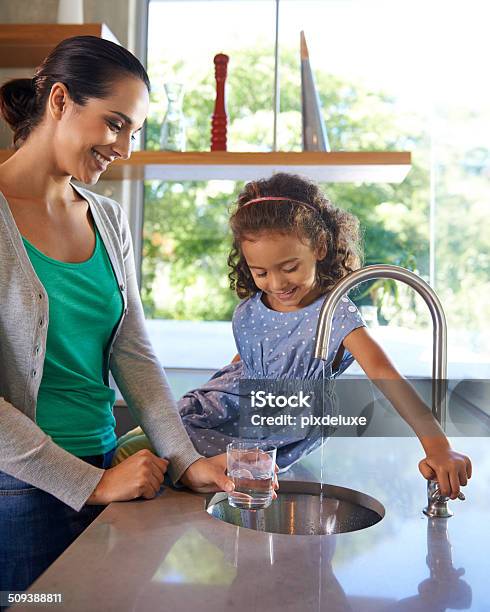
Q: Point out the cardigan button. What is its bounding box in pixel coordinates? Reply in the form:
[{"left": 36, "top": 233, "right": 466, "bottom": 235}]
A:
[
  {"left": 31, "top": 369, "right": 37, "bottom": 378},
  {"left": 119, "top": 283, "right": 125, "bottom": 291}
]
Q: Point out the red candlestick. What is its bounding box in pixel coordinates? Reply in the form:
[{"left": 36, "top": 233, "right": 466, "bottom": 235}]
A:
[{"left": 211, "top": 53, "right": 229, "bottom": 151}]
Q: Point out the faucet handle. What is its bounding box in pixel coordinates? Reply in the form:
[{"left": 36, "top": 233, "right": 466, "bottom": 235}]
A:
[
  {"left": 429, "top": 479, "right": 465, "bottom": 502},
  {"left": 432, "top": 487, "right": 466, "bottom": 502},
  {"left": 424, "top": 479, "right": 465, "bottom": 518}
]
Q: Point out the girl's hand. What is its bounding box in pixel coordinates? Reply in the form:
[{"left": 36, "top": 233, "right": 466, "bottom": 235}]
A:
[
  {"left": 418, "top": 450, "right": 472, "bottom": 499},
  {"left": 180, "top": 453, "right": 280, "bottom": 499}
]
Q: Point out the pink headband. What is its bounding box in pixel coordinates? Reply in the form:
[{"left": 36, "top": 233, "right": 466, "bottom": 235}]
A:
[{"left": 241, "top": 196, "right": 318, "bottom": 214}]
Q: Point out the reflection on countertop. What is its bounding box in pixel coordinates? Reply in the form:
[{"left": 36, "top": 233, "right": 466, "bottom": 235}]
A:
[{"left": 15, "top": 437, "right": 489, "bottom": 612}]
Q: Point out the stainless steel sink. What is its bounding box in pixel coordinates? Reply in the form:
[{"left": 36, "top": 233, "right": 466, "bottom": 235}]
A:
[{"left": 206, "top": 480, "right": 384, "bottom": 535}]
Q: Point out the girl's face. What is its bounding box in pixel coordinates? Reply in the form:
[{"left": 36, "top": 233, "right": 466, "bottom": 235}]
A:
[
  {"left": 51, "top": 76, "right": 149, "bottom": 185},
  {"left": 241, "top": 231, "right": 326, "bottom": 312}
]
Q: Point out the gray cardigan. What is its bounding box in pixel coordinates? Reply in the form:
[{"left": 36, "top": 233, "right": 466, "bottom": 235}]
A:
[{"left": 0, "top": 183, "right": 202, "bottom": 511}]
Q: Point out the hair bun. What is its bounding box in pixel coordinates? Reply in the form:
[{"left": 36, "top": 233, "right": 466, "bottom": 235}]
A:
[{"left": 0, "top": 78, "right": 37, "bottom": 147}]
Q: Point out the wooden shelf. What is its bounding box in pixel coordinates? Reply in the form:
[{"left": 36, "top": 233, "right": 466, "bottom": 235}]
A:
[
  {"left": 0, "top": 150, "right": 411, "bottom": 182},
  {"left": 0, "top": 23, "right": 120, "bottom": 68},
  {"left": 0, "top": 26, "right": 410, "bottom": 184},
  {"left": 104, "top": 151, "right": 411, "bottom": 183}
]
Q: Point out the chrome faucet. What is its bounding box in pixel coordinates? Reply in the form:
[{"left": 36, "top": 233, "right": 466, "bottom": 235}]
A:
[{"left": 313, "top": 264, "right": 464, "bottom": 518}]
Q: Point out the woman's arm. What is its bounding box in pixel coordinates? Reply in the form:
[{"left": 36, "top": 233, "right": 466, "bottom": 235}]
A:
[
  {"left": 0, "top": 396, "right": 105, "bottom": 511},
  {"left": 343, "top": 327, "right": 472, "bottom": 498},
  {"left": 107, "top": 208, "right": 233, "bottom": 493},
  {"left": 108, "top": 209, "right": 202, "bottom": 482}
]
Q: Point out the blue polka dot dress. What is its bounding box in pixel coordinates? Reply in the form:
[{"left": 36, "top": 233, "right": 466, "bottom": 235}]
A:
[{"left": 178, "top": 291, "right": 365, "bottom": 469}]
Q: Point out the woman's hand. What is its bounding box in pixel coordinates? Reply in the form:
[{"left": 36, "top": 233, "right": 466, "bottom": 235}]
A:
[
  {"left": 418, "top": 449, "right": 472, "bottom": 499},
  {"left": 86, "top": 449, "right": 169, "bottom": 505},
  {"left": 180, "top": 453, "right": 280, "bottom": 499}
]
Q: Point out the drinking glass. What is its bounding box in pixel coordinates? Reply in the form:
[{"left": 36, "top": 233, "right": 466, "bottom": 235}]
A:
[{"left": 226, "top": 441, "right": 276, "bottom": 510}]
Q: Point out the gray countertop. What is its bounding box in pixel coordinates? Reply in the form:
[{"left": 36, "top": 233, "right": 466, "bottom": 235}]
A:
[{"left": 17, "top": 437, "right": 489, "bottom": 612}]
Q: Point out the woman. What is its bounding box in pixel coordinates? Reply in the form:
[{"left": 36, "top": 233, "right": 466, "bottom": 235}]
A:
[{"left": 0, "top": 35, "right": 235, "bottom": 593}]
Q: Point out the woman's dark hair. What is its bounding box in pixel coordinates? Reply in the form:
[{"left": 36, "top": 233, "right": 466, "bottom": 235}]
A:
[
  {"left": 228, "top": 173, "right": 363, "bottom": 299},
  {"left": 0, "top": 36, "right": 150, "bottom": 149}
]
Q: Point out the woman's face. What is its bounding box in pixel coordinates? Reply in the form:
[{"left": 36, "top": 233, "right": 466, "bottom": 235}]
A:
[
  {"left": 52, "top": 76, "right": 149, "bottom": 185},
  {"left": 241, "top": 231, "right": 325, "bottom": 312}
]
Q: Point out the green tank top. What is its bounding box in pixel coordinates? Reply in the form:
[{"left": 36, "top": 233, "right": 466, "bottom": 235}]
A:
[{"left": 23, "top": 225, "right": 123, "bottom": 456}]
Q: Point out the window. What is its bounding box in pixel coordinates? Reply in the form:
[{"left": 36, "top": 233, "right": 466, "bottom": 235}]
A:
[{"left": 143, "top": 0, "right": 490, "bottom": 379}]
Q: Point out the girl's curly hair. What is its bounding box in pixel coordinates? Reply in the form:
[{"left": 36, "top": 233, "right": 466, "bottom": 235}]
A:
[{"left": 228, "top": 173, "right": 363, "bottom": 299}]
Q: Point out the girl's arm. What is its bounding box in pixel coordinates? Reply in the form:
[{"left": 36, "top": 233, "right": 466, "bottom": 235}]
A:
[{"left": 342, "top": 327, "right": 472, "bottom": 499}]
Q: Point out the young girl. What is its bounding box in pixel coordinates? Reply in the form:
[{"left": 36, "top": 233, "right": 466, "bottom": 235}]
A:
[{"left": 115, "top": 173, "right": 471, "bottom": 499}]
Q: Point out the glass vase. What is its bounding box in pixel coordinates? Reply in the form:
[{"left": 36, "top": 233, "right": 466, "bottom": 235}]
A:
[{"left": 160, "top": 82, "right": 186, "bottom": 151}]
